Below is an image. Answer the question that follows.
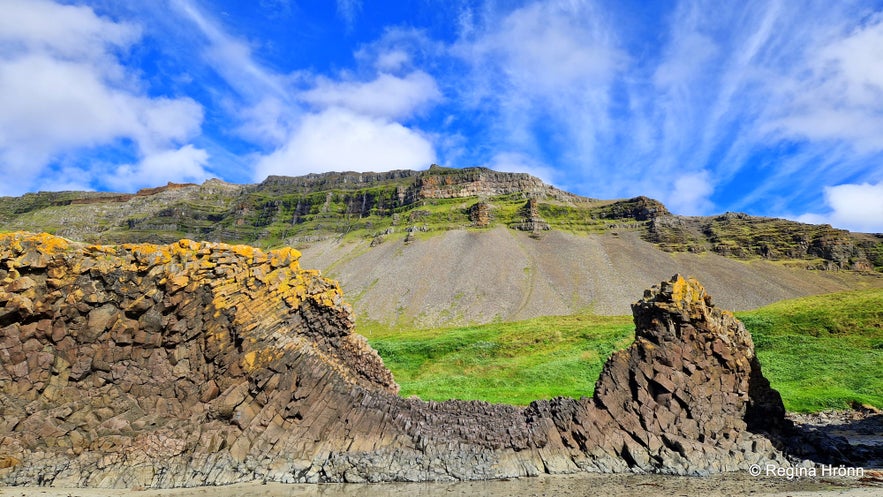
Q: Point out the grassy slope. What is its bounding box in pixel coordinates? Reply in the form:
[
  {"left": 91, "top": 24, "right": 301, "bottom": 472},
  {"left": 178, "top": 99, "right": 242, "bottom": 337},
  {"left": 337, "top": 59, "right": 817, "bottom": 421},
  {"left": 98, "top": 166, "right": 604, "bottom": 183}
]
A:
[
  {"left": 364, "top": 289, "right": 883, "bottom": 412},
  {"left": 363, "top": 315, "right": 634, "bottom": 406},
  {"left": 739, "top": 289, "right": 883, "bottom": 412}
]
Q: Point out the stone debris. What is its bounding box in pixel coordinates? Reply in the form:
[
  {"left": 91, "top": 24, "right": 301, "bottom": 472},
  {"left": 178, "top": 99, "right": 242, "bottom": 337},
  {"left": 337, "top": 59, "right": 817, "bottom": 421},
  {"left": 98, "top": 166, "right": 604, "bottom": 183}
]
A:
[{"left": 0, "top": 233, "right": 846, "bottom": 488}]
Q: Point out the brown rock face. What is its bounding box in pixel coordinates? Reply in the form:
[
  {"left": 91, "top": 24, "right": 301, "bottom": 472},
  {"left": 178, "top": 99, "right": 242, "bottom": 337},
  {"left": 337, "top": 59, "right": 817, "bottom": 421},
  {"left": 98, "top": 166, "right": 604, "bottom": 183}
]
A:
[
  {"left": 591, "top": 276, "right": 786, "bottom": 473},
  {"left": 0, "top": 234, "right": 794, "bottom": 488},
  {"left": 415, "top": 165, "right": 576, "bottom": 201},
  {"left": 468, "top": 202, "right": 491, "bottom": 228}
]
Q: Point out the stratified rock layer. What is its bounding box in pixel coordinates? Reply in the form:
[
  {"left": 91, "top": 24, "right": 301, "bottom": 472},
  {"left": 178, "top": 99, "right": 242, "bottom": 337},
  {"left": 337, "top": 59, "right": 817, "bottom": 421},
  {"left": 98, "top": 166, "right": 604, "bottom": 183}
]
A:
[{"left": 1, "top": 233, "right": 793, "bottom": 488}]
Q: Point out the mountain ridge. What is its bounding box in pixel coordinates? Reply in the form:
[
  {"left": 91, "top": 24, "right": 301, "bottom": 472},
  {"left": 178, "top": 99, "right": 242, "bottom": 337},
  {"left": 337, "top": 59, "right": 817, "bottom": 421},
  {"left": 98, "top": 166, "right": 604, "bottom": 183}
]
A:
[
  {"left": 2, "top": 165, "right": 878, "bottom": 266},
  {"left": 2, "top": 165, "right": 881, "bottom": 326}
]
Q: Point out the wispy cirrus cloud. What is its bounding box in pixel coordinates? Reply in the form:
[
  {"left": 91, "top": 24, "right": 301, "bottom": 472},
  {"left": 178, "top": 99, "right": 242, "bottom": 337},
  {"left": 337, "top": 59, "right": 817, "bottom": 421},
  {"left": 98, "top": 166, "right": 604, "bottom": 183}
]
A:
[
  {"left": 445, "top": 0, "right": 883, "bottom": 229},
  {"left": 452, "top": 0, "right": 622, "bottom": 174},
  {"left": 168, "top": 0, "right": 298, "bottom": 147},
  {"left": 336, "top": 0, "right": 363, "bottom": 30},
  {"left": 169, "top": 0, "right": 439, "bottom": 180},
  {"left": 767, "top": 12, "right": 883, "bottom": 152}
]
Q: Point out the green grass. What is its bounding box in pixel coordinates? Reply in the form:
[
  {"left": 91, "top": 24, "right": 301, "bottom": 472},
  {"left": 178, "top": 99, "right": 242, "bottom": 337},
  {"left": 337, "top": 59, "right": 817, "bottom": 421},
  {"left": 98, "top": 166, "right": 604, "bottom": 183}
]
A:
[
  {"left": 364, "top": 314, "right": 634, "bottom": 405},
  {"left": 363, "top": 289, "right": 883, "bottom": 412},
  {"left": 737, "top": 288, "right": 883, "bottom": 412}
]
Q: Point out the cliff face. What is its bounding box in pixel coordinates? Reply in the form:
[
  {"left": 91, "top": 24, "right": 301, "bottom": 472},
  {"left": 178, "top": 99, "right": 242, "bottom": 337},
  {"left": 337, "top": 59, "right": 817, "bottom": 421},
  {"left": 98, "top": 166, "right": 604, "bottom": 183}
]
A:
[
  {"left": 0, "top": 233, "right": 827, "bottom": 488},
  {"left": 0, "top": 232, "right": 395, "bottom": 486},
  {"left": 647, "top": 212, "right": 882, "bottom": 270},
  {"left": 414, "top": 165, "right": 576, "bottom": 201}
]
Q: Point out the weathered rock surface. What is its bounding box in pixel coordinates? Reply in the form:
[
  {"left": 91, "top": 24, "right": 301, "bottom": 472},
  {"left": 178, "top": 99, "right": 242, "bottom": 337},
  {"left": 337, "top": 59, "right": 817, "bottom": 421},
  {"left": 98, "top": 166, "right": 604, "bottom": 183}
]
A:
[
  {"left": 510, "top": 199, "right": 551, "bottom": 235},
  {"left": 468, "top": 202, "right": 491, "bottom": 228},
  {"left": 0, "top": 233, "right": 835, "bottom": 488}
]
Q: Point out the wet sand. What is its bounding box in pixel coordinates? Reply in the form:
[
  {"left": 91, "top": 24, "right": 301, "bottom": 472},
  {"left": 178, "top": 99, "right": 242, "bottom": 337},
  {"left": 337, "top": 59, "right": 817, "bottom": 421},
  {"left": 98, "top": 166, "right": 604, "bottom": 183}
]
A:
[{"left": 2, "top": 472, "right": 881, "bottom": 497}]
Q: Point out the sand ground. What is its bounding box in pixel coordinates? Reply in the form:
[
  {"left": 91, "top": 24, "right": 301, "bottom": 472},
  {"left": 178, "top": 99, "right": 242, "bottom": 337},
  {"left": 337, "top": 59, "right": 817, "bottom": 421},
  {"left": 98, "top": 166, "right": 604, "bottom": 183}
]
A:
[{"left": 2, "top": 472, "right": 881, "bottom": 497}]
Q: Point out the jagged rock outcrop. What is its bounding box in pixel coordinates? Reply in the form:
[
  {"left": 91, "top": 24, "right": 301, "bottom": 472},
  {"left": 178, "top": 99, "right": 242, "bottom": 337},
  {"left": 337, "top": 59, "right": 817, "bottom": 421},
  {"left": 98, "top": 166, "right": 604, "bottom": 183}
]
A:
[
  {"left": 0, "top": 234, "right": 818, "bottom": 487},
  {"left": 468, "top": 202, "right": 491, "bottom": 228},
  {"left": 597, "top": 196, "right": 670, "bottom": 222},
  {"left": 510, "top": 199, "right": 551, "bottom": 234}
]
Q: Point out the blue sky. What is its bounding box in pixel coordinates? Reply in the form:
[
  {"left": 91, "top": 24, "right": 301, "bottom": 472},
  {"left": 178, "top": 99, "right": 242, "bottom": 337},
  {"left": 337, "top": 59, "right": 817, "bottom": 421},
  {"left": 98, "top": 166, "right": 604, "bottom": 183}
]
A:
[{"left": 1, "top": 0, "right": 882, "bottom": 232}]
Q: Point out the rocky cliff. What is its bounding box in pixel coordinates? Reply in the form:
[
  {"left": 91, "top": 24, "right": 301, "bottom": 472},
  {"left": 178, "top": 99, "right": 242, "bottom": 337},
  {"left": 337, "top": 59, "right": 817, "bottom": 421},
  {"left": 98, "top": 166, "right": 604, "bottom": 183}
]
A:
[
  {"left": 647, "top": 212, "right": 882, "bottom": 271},
  {"left": 0, "top": 233, "right": 851, "bottom": 488}
]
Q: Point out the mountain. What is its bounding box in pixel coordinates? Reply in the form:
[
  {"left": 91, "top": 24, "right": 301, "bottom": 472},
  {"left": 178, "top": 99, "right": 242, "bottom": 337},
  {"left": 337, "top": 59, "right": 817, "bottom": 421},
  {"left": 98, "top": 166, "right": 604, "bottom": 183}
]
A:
[{"left": 2, "top": 165, "right": 881, "bottom": 327}]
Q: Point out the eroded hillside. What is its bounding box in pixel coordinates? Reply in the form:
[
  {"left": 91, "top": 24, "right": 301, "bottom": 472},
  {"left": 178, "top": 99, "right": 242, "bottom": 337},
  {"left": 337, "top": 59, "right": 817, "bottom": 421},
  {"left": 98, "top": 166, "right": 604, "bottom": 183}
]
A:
[{"left": 2, "top": 166, "right": 881, "bottom": 326}]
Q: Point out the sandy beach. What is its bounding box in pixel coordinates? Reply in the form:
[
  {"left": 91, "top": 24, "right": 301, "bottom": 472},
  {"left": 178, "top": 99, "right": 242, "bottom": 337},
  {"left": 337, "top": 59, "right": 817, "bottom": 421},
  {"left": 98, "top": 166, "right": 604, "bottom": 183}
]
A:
[{"left": 2, "top": 472, "right": 882, "bottom": 497}]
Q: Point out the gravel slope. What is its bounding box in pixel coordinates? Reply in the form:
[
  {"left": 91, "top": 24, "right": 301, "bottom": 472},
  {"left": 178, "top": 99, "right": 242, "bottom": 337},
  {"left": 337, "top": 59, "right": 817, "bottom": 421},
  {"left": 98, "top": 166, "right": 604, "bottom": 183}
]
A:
[{"left": 298, "top": 227, "right": 883, "bottom": 328}]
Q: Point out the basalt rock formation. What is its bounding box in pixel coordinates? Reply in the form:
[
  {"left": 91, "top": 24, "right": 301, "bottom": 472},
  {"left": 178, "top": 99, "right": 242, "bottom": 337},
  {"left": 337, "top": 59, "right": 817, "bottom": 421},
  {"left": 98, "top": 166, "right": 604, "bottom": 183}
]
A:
[
  {"left": 0, "top": 233, "right": 812, "bottom": 488},
  {"left": 510, "top": 199, "right": 551, "bottom": 235}
]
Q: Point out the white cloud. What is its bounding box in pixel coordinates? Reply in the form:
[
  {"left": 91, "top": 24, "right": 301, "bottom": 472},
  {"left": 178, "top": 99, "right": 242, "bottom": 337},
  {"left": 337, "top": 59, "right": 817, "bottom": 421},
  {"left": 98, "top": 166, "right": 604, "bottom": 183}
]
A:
[
  {"left": 769, "top": 13, "right": 883, "bottom": 152},
  {"left": 817, "top": 14, "right": 883, "bottom": 106},
  {"left": 253, "top": 108, "right": 435, "bottom": 180},
  {"left": 233, "top": 96, "right": 295, "bottom": 146},
  {"left": 0, "top": 0, "right": 140, "bottom": 61},
  {"left": 666, "top": 170, "right": 715, "bottom": 216},
  {"left": 301, "top": 71, "right": 441, "bottom": 120},
  {"left": 353, "top": 27, "right": 439, "bottom": 70},
  {"left": 0, "top": 0, "right": 206, "bottom": 195},
  {"left": 106, "top": 145, "right": 211, "bottom": 191},
  {"left": 375, "top": 50, "right": 411, "bottom": 72},
  {"left": 798, "top": 182, "right": 883, "bottom": 233},
  {"left": 336, "top": 0, "right": 363, "bottom": 29},
  {"left": 0, "top": 53, "right": 202, "bottom": 156}
]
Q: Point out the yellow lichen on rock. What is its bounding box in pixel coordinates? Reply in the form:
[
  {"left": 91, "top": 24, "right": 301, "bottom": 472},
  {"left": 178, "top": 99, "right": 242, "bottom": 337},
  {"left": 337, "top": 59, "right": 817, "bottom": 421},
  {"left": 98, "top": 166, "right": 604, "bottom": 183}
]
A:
[
  {"left": 241, "top": 348, "right": 283, "bottom": 372},
  {"left": 1, "top": 231, "right": 71, "bottom": 258},
  {"left": 32, "top": 232, "right": 70, "bottom": 254},
  {"left": 230, "top": 244, "right": 256, "bottom": 260},
  {"left": 269, "top": 246, "right": 301, "bottom": 269},
  {"left": 666, "top": 274, "right": 708, "bottom": 312}
]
